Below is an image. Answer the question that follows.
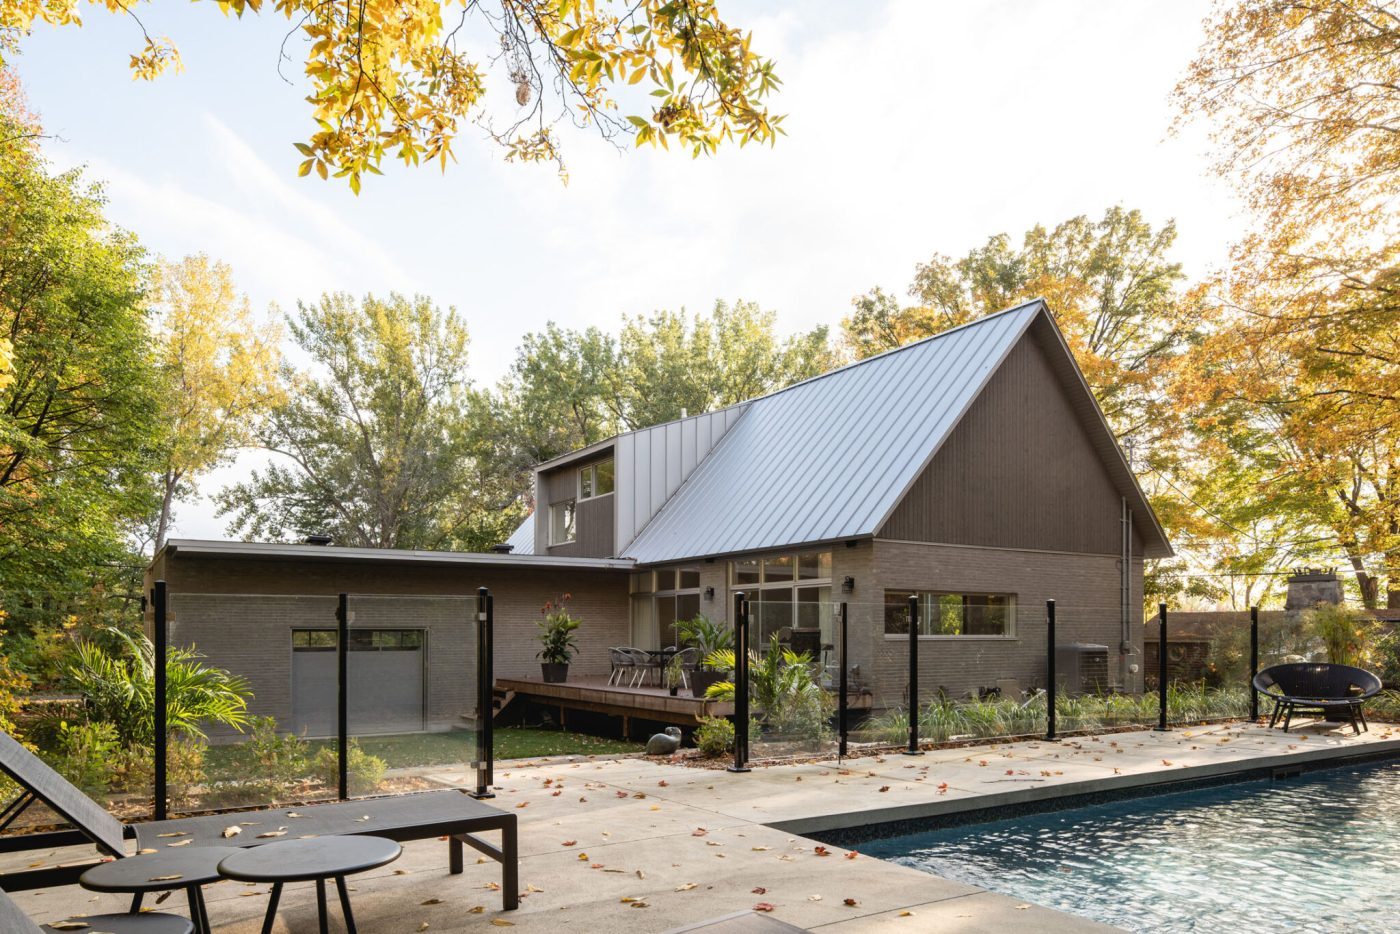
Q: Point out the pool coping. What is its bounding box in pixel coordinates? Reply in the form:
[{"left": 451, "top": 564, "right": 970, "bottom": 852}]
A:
[{"left": 772, "top": 732, "right": 1400, "bottom": 845}]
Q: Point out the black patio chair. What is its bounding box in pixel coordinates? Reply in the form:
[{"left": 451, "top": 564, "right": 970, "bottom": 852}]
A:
[
  {"left": 0, "top": 731, "right": 519, "bottom": 909},
  {"left": 1252, "top": 663, "right": 1382, "bottom": 734},
  {"left": 1, "top": 884, "right": 193, "bottom": 934}
]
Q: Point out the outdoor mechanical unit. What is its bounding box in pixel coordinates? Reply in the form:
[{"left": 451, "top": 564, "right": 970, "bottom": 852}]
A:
[{"left": 1055, "top": 643, "right": 1110, "bottom": 695}]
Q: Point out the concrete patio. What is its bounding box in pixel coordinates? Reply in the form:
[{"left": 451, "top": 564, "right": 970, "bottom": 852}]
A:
[{"left": 10, "top": 719, "right": 1398, "bottom": 933}]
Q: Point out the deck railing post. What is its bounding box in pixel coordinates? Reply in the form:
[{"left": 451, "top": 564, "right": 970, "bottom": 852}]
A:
[
  {"left": 153, "top": 580, "right": 168, "bottom": 821},
  {"left": 336, "top": 592, "right": 349, "bottom": 800},
  {"left": 904, "top": 594, "right": 922, "bottom": 755},
  {"left": 838, "top": 601, "right": 849, "bottom": 761},
  {"left": 1046, "top": 599, "right": 1056, "bottom": 742},
  {"left": 1154, "top": 603, "right": 1169, "bottom": 732},
  {"left": 472, "top": 587, "right": 495, "bottom": 799},
  {"left": 728, "top": 592, "right": 751, "bottom": 773},
  {"left": 1249, "top": 605, "right": 1259, "bottom": 722}
]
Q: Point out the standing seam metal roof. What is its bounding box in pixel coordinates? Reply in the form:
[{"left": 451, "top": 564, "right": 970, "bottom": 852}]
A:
[{"left": 620, "top": 300, "right": 1045, "bottom": 564}]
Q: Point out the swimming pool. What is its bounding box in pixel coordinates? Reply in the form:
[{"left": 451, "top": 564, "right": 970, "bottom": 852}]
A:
[{"left": 861, "top": 758, "right": 1400, "bottom": 933}]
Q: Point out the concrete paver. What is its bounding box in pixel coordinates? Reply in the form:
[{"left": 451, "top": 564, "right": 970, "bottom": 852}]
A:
[{"left": 8, "top": 720, "right": 1397, "bottom": 933}]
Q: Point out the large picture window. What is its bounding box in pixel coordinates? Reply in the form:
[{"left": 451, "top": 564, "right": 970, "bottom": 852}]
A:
[
  {"left": 727, "top": 552, "right": 833, "bottom": 646},
  {"left": 884, "top": 591, "right": 1015, "bottom": 637},
  {"left": 629, "top": 566, "right": 701, "bottom": 648},
  {"left": 579, "top": 459, "right": 615, "bottom": 499}
]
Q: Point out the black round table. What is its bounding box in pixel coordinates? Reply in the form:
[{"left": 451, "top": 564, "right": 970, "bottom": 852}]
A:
[
  {"left": 218, "top": 836, "right": 401, "bottom": 934},
  {"left": 42, "top": 913, "right": 193, "bottom": 934},
  {"left": 80, "top": 847, "right": 240, "bottom": 934}
]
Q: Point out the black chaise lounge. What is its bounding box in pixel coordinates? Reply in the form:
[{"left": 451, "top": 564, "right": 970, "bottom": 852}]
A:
[
  {"left": 1252, "top": 663, "right": 1382, "bottom": 735},
  {"left": 0, "top": 731, "right": 518, "bottom": 909},
  {"left": 2, "top": 883, "right": 194, "bottom": 934}
]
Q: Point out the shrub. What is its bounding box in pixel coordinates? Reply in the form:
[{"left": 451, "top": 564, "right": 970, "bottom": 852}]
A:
[
  {"left": 66, "top": 628, "right": 251, "bottom": 746},
  {"left": 705, "top": 637, "right": 833, "bottom": 743},
  {"left": 695, "top": 717, "right": 734, "bottom": 757},
  {"left": 1305, "top": 604, "right": 1375, "bottom": 667},
  {"left": 536, "top": 595, "right": 580, "bottom": 666},
  {"left": 45, "top": 720, "right": 119, "bottom": 795},
  {"left": 221, "top": 716, "right": 310, "bottom": 787},
  {"left": 311, "top": 739, "right": 386, "bottom": 795},
  {"left": 677, "top": 616, "right": 733, "bottom": 669}
]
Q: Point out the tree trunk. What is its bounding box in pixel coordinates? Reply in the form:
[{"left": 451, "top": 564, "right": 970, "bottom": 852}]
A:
[{"left": 154, "top": 470, "right": 176, "bottom": 555}]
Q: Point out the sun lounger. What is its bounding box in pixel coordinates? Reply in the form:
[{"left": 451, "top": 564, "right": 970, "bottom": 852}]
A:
[{"left": 0, "top": 731, "right": 518, "bottom": 909}]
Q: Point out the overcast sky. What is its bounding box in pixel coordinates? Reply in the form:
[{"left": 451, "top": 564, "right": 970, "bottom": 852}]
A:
[{"left": 14, "top": 0, "right": 1242, "bottom": 540}]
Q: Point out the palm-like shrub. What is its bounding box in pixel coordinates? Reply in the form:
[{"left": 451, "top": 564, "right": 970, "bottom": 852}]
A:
[
  {"left": 676, "top": 615, "right": 733, "bottom": 669},
  {"left": 704, "top": 636, "right": 832, "bottom": 741},
  {"left": 67, "top": 628, "right": 251, "bottom": 746}
]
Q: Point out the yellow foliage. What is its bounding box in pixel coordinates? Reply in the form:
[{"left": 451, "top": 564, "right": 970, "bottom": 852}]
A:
[{"left": 1, "top": 0, "right": 782, "bottom": 190}]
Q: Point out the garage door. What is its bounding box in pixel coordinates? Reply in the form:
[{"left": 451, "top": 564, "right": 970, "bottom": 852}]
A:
[{"left": 291, "top": 629, "right": 425, "bottom": 736}]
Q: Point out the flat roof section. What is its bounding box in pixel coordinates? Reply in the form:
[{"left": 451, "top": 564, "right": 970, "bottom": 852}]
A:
[{"left": 159, "top": 539, "right": 636, "bottom": 571}]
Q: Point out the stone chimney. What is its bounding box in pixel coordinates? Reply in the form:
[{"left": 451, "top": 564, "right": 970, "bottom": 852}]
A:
[{"left": 1285, "top": 568, "right": 1342, "bottom": 612}]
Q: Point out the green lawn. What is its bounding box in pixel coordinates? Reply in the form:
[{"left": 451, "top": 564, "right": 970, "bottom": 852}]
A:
[{"left": 207, "top": 727, "right": 640, "bottom": 775}]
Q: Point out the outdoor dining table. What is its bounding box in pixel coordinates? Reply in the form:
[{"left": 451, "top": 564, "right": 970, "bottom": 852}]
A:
[{"left": 641, "top": 647, "right": 680, "bottom": 686}]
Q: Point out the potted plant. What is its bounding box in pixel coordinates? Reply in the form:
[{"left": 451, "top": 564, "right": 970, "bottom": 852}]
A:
[
  {"left": 663, "top": 655, "right": 684, "bottom": 696},
  {"left": 536, "top": 594, "right": 580, "bottom": 683},
  {"left": 677, "top": 615, "right": 734, "bottom": 698}
]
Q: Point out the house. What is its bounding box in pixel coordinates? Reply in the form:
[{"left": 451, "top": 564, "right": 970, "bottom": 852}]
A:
[{"left": 148, "top": 298, "right": 1172, "bottom": 738}]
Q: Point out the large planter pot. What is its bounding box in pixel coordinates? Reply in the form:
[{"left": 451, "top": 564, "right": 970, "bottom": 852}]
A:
[
  {"left": 541, "top": 662, "right": 569, "bottom": 683},
  {"left": 690, "top": 669, "right": 726, "bottom": 699}
]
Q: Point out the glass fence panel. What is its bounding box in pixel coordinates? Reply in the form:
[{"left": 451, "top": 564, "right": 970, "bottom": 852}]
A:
[
  {"left": 748, "top": 603, "right": 841, "bottom": 761},
  {"left": 345, "top": 594, "right": 480, "bottom": 798},
  {"left": 166, "top": 593, "right": 343, "bottom": 816}
]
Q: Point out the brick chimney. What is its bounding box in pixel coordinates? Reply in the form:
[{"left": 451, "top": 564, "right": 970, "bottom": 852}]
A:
[{"left": 1285, "top": 568, "right": 1342, "bottom": 612}]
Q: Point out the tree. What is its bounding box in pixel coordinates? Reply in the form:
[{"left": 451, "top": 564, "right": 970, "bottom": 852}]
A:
[
  {"left": 845, "top": 207, "right": 1192, "bottom": 451},
  {"left": 0, "top": 96, "right": 161, "bottom": 603},
  {"left": 607, "top": 300, "right": 835, "bottom": 430},
  {"left": 218, "top": 293, "right": 522, "bottom": 550},
  {"left": 148, "top": 255, "right": 283, "bottom": 554},
  {"left": 1, "top": 1, "right": 783, "bottom": 190},
  {"left": 1176, "top": 1, "right": 1400, "bottom": 607}
]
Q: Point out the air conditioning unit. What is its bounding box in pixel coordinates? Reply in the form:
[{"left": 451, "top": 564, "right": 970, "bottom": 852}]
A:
[{"left": 1055, "top": 643, "right": 1110, "bottom": 695}]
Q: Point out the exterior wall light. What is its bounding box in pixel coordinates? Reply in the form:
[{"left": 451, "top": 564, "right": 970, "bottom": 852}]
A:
[
  {"left": 704, "top": 586, "right": 715, "bottom": 600},
  {"left": 841, "top": 576, "right": 855, "bottom": 594}
]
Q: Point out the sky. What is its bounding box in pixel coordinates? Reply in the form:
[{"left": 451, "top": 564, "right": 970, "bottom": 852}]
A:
[{"left": 13, "top": 0, "right": 1244, "bottom": 540}]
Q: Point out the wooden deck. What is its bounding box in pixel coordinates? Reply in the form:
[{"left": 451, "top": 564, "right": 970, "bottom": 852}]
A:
[
  {"left": 496, "top": 676, "right": 734, "bottom": 731},
  {"left": 494, "top": 676, "right": 874, "bottom": 734}
]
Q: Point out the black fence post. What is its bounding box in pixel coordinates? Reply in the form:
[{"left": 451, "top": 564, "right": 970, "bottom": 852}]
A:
[
  {"left": 1046, "top": 599, "right": 1057, "bottom": 742},
  {"left": 1249, "top": 605, "right": 1259, "bottom": 722},
  {"left": 904, "top": 594, "right": 922, "bottom": 755},
  {"left": 472, "top": 587, "right": 495, "bottom": 799},
  {"left": 336, "top": 592, "right": 349, "bottom": 800},
  {"left": 838, "top": 601, "right": 849, "bottom": 761},
  {"left": 153, "top": 580, "right": 168, "bottom": 821},
  {"left": 728, "top": 592, "right": 751, "bottom": 773},
  {"left": 1154, "top": 603, "right": 1169, "bottom": 731}
]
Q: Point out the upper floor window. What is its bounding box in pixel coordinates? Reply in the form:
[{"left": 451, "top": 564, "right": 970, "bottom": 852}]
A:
[
  {"left": 884, "top": 591, "right": 1015, "bottom": 637},
  {"left": 579, "top": 459, "right": 615, "bottom": 499},
  {"left": 550, "top": 500, "right": 576, "bottom": 544}
]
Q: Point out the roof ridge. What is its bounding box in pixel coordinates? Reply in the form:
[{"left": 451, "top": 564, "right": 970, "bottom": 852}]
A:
[{"left": 736, "top": 297, "right": 1047, "bottom": 407}]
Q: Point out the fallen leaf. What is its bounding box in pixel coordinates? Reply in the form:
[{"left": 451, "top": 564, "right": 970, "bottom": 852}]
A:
[
  {"left": 148, "top": 875, "right": 183, "bottom": 882},
  {"left": 255, "top": 830, "right": 288, "bottom": 839},
  {"left": 675, "top": 883, "right": 698, "bottom": 892},
  {"left": 813, "top": 846, "right": 830, "bottom": 857},
  {"left": 156, "top": 832, "right": 188, "bottom": 838},
  {"left": 878, "top": 786, "right": 890, "bottom": 792},
  {"left": 615, "top": 790, "right": 629, "bottom": 798},
  {"left": 752, "top": 887, "right": 767, "bottom": 894},
  {"left": 561, "top": 840, "right": 576, "bottom": 846},
  {"left": 753, "top": 902, "right": 776, "bottom": 912},
  {"left": 422, "top": 898, "right": 442, "bottom": 905},
  {"left": 166, "top": 839, "right": 193, "bottom": 847},
  {"left": 691, "top": 828, "right": 708, "bottom": 837},
  {"left": 418, "top": 925, "right": 429, "bottom": 932},
  {"left": 490, "top": 921, "right": 515, "bottom": 927},
  {"left": 844, "top": 898, "right": 859, "bottom": 906}
]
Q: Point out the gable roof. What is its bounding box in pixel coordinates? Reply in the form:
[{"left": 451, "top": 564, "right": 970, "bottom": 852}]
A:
[{"left": 620, "top": 299, "right": 1171, "bottom": 563}]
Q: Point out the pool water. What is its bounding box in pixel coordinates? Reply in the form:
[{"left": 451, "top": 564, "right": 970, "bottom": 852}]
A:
[{"left": 861, "top": 759, "right": 1400, "bottom": 933}]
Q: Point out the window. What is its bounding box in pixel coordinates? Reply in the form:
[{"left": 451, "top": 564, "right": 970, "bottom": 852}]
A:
[
  {"left": 883, "top": 591, "right": 1015, "bottom": 637},
  {"left": 727, "top": 552, "right": 834, "bottom": 645},
  {"left": 632, "top": 565, "right": 703, "bottom": 649},
  {"left": 550, "top": 500, "right": 576, "bottom": 544},
  {"left": 292, "top": 629, "right": 424, "bottom": 650},
  {"left": 579, "top": 459, "right": 615, "bottom": 499}
]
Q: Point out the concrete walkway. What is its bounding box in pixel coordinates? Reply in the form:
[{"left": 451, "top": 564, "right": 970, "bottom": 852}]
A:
[{"left": 13, "top": 720, "right": 1398, "bottom": 933}]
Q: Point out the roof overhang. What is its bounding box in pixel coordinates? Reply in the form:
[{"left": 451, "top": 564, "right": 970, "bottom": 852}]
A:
[{"left": 157, "top": 539, "right": 636, "bottom": 572}]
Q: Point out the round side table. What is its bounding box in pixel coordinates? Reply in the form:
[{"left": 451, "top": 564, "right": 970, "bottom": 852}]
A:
[
  {"left": 218, "top": 835, "right": 401, "bottom": 934},
  {"left": 79, "top": 846, "right": 240, "bottom": 934}
]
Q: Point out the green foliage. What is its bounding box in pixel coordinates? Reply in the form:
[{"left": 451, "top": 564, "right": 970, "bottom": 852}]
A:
[
  {"left": 224, "top": 715, "right": 310, "bottom": 789},
  {"left": 0, "top": 105, "right": 161, "bottom": 615},
  {"left": 1374, "top": 628, "right": 1400, "bottom": 687},
  {"left": 705, "top": 637, "right": 832, "bottom": 742},
  {"left": 218, "top": 292, "right": 523, "bottom": 551},
  {"left": 694, "top": 716, "right": 734, "bottom": 757},
  {"left": 44, "top": 720, "right": 120, "bottom": 795},
  {"left": 66, "top": 628, "right": 251, "bottom": 746},
  {"left": 676, "top": 615, "right": 732, "bottom": 670},
  {"left": 311, "top": 739, "right": 386, "bottom": 796},
  {"left": 1306, "top": 604, "right": 1377, "bottom": 667},
  {"left": 536, "top": 595, "right": 581, "bottom": 665}
]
